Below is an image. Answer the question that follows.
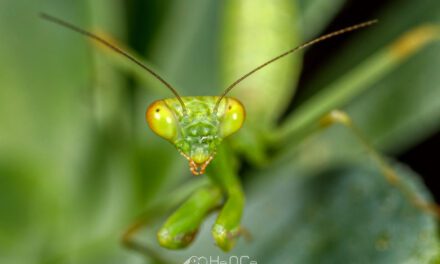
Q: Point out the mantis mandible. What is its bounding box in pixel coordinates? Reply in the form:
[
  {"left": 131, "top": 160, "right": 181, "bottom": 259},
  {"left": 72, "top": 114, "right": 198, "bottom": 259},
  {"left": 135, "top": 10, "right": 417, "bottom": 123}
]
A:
[{"left": 40, "top": 10, "right": 440, "bottom": 258}]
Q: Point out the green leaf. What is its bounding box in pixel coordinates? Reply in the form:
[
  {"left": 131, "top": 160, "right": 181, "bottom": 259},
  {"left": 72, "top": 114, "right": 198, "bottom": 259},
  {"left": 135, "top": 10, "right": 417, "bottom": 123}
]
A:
[
  {"left": 298, "top": 0, "right": 347, "bottom": 39},
  {"left": 243, "top": 163, "right": 439, "bottom": 263}
]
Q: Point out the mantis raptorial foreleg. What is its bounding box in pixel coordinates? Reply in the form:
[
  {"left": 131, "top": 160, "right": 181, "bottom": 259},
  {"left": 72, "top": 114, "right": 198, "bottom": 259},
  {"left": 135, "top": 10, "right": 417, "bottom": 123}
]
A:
[
  {"left": 207, "top": 144, "right": 246, "bottom": 251},
  {"left": 120, "top": 178, "right": 218, "bottom": 261},
  {"left": 319, "top": 110, "right": 440, "bottom": 218},
  {"left": 156, "top": 185, "right": 223, "bottom": 249},
  {"left": 121, "top": 185, "right": 222, "bottom": 262},
  {"left": 122, "top": 145, "right": 245, "bottom": 256}
]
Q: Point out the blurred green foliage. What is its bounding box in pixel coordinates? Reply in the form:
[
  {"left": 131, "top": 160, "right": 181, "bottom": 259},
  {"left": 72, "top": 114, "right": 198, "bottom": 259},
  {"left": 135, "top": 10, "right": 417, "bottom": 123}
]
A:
[{"left": 0, "top": 0, "right": 439, "bottom": 263}]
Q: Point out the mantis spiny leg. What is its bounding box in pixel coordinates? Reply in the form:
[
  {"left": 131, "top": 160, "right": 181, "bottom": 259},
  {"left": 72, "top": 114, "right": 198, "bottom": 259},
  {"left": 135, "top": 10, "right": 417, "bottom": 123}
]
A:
[
  {"left": 121, "top": 178, "right": 214, "bottom": 260},
  {"left": 122, "top": 185, "right": 222, "bottom": 260},
  {"left": 156, "top": 185, "right": 223, "bottom": 249},
  {"left": 207, "top": 144, "right": 247, "bottom": 252},
  {"left": 319, "top": 110, "right": 440, "bottom": 218}
]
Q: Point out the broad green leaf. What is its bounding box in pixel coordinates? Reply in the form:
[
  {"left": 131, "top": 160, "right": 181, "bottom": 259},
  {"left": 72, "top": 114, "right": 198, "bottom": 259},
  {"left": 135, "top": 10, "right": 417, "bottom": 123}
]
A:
[
  {"left": 239, "top": 162, "right": 439, "bottom": 263},
  {"left": 150, "top": 0, "right": 222, "bottom": 96},
  {"left": 298, "top": 0, "right": 347, "bottom": 39}
]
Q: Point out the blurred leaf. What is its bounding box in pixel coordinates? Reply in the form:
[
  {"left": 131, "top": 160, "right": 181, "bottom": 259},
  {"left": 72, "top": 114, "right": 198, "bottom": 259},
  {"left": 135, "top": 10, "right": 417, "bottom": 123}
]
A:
[
  {"left": 0, "top": 1, "right": 182, "bottom": 263},
  {"left": 298, "top": 0, "right": 347, "bottom": 39},
  {"left": 0, "top": 0, "right": 95, "bottom": 262},
  {"left": 149, "top": 0, "right": 222, "bottom": 95},
  {"left": 242, "top": 162, "right": 439, "bottom": 263}
]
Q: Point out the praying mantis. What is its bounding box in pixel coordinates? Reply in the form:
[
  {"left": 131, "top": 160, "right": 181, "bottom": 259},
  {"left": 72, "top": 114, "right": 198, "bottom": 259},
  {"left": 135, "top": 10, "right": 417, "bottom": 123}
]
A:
[{"left": 41, "top": 1, "right": 440, "bottom": 262}]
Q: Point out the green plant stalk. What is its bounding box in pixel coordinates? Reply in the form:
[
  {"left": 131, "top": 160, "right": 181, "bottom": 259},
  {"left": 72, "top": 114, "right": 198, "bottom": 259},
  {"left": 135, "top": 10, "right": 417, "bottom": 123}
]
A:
[
  {"left": 93, "top": 40, "right": 170, "bottom": 95},
  {"left": 275, "top": 25, "right": 440, "bottom": 145}
]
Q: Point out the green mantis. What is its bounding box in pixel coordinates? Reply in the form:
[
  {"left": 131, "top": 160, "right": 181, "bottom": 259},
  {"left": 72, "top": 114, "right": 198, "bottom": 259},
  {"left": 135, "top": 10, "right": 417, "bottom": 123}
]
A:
[{"left": 41, "top": 3, "right": 440, "bottom": 260}]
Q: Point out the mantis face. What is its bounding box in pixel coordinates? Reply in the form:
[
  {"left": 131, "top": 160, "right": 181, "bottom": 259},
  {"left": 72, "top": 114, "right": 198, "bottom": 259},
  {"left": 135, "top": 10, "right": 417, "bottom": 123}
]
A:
[{"left": 146, "top": 96, "right": 245, "bottom": 175}]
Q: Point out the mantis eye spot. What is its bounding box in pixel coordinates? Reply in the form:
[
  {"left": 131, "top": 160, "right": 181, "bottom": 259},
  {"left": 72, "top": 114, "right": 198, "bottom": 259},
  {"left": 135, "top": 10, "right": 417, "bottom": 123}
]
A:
[{"left": 146, "top": 100, "right": 178, "bottom": 141}]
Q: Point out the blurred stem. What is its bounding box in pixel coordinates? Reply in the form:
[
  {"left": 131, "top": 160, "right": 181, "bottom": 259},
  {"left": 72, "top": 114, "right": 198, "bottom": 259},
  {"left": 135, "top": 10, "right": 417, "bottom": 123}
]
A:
[
  {"left": 87, "top": 1, "right": 127, "bottom": 125},
  {"left": 91, "top": 36, "right": 170, "bottom": 96},
  {"left": 275, "top": 25, "right": 440, "bottom": 145}
]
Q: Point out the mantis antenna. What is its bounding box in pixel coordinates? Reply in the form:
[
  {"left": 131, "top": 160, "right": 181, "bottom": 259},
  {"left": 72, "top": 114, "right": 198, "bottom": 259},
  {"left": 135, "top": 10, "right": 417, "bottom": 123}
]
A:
[
  {"left": 40, "top": 13, "right": 187, "bottom": 114},
  {"left": 214, "top": 19, "right": 378, "bottom": 112}
]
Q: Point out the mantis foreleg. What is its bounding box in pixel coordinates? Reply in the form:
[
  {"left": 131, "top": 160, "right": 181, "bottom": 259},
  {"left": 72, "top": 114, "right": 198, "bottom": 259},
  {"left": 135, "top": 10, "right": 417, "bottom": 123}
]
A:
[
  {"left": 121, "top": 178, "right": 217, "bottom": 260},
  {"left": 207, "top": 144, "right": 246, "bottom": 252},
  {"left": 157, "top": 185, "right": 223, "bottom": 249},
  {"left": 156, "top": 144, "right": 246, "bottom": 252},
  {"left": 123, "top": 145, "right": 245, "bottom": 254}
]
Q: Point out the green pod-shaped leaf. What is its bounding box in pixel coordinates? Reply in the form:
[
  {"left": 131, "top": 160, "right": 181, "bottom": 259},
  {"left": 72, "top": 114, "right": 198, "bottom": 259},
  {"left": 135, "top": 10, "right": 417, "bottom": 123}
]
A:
[{"left": 221, "top": 0, "right": 301, "bottom": 127}]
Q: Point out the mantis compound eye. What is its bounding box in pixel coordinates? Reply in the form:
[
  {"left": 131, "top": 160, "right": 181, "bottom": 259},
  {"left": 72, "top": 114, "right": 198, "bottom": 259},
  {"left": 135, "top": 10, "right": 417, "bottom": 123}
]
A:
[
  {"left": 219, "top": 98, "right": 245, "bottom": 138},
  {"left": 146, "top": 100, "right": 178, "bottom": 141}
]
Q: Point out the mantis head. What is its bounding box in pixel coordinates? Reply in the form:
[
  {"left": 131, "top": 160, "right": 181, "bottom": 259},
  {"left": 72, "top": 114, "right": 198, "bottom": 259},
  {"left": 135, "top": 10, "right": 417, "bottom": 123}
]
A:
[{"left": 146, "top": 97, "right": 245, "bottom": 175}]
